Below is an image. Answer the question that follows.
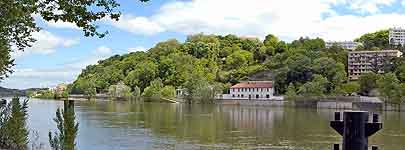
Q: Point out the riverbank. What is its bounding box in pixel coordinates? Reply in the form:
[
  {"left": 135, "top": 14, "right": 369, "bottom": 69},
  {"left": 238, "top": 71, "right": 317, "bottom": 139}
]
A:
[{"left": 216, "top": 96, "right": 405, "bottom": 111}]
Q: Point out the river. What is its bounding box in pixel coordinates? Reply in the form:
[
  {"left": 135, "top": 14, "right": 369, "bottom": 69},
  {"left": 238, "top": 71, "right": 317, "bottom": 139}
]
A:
[{"left": 6, "top": 98, "right": 405, "bottom": 149}]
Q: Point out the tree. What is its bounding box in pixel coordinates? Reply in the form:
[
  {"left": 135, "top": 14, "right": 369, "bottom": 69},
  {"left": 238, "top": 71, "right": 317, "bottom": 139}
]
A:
[
  {"left": 341, "top": 82, "right": 360, "bottom": 95},
  {"left": 377, "top": 73, "right": 401, "bottom": 103},
  {"left": 358, "top": 72, "right": 380, "bottom": 96},
  {"left": 161, "top": 86, "right": 175, "bottom": 99},
  {"left": 225, "top": 50, "right": 253, "bottom": 69},
  {"left": 355, "top": 30, "right": 389, "bottom": 49},
  {"left": 0, "top": 0, "right": 153, "bottom": 79},
  {"left": 298, "top": 75, "right": 329, "bottom": 97},
  {"left": 49, "top": 101, "right": 79, "bottom": 150},
  {"left": 285, "top": 83, "right": 297, "bottom": 98},
  {"left": 142, "top": 78, "right": 164, "bottom": 99},
  {"left": 263, "top": 34, "right": 279, "bottom": 48},
  {"left": 108, "top": 82, "right": 132, "bottom": 99},
  {"left": 312, "top": 57, "right": 347, "bottom": 91},
  {"left": 0, "top": 97, "right": 29, "bottom": 150},
  {"left": 124, "top": 60, "right": 158, "bottom": 91}
]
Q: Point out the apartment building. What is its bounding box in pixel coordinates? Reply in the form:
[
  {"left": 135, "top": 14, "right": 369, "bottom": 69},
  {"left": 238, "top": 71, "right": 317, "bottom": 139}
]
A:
[
  {"left": 389, "top": 27, "right": 405, "bottom": 46},
  {"left": 348, "top": 50, "right": 403, "bottom": 80},
  {"left": 325, "top": 41, "right": 360, "bottom": 50}
]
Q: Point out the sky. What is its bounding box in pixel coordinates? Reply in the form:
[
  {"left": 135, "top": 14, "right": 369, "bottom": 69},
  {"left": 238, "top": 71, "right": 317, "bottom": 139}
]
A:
[{"left": 2, "top": 0, "right": 405, "bottom": 89}]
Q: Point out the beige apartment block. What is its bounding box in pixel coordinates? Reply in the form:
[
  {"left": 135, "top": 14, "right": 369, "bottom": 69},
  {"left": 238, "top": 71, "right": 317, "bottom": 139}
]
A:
[{"left": 348, "top": 50, "right": 403, "bottom": 80}]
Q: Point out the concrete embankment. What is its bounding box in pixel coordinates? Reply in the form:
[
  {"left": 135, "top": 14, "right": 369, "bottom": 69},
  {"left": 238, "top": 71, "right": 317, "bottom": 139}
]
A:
[{"left": 216, "top": 96, "right": 405, "bottom": 111}]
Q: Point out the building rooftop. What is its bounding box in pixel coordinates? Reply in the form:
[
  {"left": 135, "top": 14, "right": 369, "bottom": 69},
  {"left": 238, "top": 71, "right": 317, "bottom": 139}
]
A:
[
  {"left": 349, "top": 50, "right": 401, "bottom": 53},
  {"left": 231, "top": 81, "right": 273, "bottom": 88}
]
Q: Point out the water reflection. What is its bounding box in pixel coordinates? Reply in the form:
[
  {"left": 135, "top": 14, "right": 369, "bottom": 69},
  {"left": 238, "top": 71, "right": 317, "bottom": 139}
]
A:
[{"left": 21, "top": 99, "right": 405, "bottom": 150}]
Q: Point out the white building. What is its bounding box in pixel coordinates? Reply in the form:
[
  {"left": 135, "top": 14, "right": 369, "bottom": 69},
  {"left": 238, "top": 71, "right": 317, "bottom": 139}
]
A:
[
  {"left": 222, "top": 81, "right": 275, "bottom": 100},
  {"left": 389, "top": 27, "right": 405, "bottom": 46},
  {"left": 325, "top": 41, "right": 360, "bottom": 50}
]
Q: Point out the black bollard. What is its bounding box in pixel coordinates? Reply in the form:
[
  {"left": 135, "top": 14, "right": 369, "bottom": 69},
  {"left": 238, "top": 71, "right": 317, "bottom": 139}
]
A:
[
  {"left": 333, "top": 144, "right": 339, "bottom": 150},
  {"left": 330, "top": 111, "right": 382, "bottom": 150},
  {"left": 371, "top": 145, "right": 378, "bottom": 150}
]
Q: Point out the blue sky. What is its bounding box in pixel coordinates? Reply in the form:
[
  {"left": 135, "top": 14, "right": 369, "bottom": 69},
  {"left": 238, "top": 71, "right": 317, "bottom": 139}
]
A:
[{"left": 2, "top": 0, "right": 405, "bottom": 89}]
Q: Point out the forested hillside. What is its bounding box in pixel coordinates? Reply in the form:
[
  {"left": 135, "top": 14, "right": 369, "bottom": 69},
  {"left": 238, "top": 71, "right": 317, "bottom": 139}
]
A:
[{"left": 69, "top": 32, "right": 405, "bottom": 101}]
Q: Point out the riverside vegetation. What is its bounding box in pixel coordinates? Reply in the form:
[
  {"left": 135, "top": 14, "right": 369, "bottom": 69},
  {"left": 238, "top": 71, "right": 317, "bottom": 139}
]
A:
[
  {"left": 69, "top": 30, "right": 405, "bottom": 104},
  {"left": 0, "top": 98, "right": 79, "bottom": 150}
]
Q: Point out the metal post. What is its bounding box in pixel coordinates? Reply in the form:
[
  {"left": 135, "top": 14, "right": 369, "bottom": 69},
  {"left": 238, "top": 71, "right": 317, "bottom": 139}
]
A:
[
  {"left": 330, "top": 111, "right": 382, "bottom": 150},
  {"left": 333, "top": 144, "right": 339, "bottom": 150}
]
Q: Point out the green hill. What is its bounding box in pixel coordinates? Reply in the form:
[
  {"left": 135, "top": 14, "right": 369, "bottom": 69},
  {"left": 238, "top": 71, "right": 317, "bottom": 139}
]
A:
[
  {"left": 69, "top": 32, "right": 405, "bottom": 100},
  {"left": 0, "top": 87, "right": 25, "bottom": 97}
]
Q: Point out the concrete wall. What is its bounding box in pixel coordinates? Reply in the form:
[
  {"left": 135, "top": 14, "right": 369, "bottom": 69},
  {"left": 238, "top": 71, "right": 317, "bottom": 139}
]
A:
[{"left": 216, "top": 99, "right": 285, "bottom": 107}]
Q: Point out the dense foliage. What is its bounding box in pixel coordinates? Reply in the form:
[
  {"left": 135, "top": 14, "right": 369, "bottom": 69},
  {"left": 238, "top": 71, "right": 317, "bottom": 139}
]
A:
[
  {"left": 71, "top": 34, "right": 346, "bottom": 99},
  {"left": 0, "top": 0, "right": 149, "bottom": 80},
  {"left": 70, "top": 31, "right": 405, "bottom": 102},
  {"left": 0, "top": 97, "right": 29, "bottom": 150}
]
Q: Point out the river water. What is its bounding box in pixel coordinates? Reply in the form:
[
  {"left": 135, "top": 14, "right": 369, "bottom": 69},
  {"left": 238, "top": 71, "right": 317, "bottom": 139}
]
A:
[{"left": 12, "top": 98, "right": 405, "bottom": 149}]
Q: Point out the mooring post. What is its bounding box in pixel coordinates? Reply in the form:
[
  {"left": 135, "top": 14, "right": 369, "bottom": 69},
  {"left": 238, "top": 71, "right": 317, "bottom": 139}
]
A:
[{"left": 330, "top": 111, "right": 382, "bottom": 150}]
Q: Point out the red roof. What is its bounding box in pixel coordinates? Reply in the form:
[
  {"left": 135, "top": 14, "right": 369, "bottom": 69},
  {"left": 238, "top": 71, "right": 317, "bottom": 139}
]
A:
[{"left": 231, "top": 81, "right": 273, "bottom": 88}]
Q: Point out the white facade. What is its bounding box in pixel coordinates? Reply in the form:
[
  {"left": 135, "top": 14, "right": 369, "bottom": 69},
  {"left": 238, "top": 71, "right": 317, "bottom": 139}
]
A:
[
  {"left": 221, "top": 81, "right": 275, "bottom": 100},
  {"left": 389, "top": 27, "right": 405, "bottom": 46},
  {"left": 325, "top": 41, "right": 360, "bottom": 50}
]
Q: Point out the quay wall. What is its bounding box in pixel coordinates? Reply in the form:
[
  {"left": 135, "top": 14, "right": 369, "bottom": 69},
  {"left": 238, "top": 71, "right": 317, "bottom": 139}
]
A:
[{"left": 216, "top": 96, "right": 404, "bottom": 111}]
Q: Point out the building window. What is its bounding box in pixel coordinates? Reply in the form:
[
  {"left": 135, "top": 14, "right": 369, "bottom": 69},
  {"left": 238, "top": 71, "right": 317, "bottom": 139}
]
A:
[
  {"left": 256, "top": 95, "right": 259, "bottom": 99},
  {"left": 241, "top": 94, "right": 244, "bottom": 98},
  {"left": 266, "top": 95, "right": 270, "bottom": 98},
  {"left": 232, "top": 94, "right": 235, "bottom": 97},
  {"left": 238, "top": 88, "right": 240, "bottom": 92}
]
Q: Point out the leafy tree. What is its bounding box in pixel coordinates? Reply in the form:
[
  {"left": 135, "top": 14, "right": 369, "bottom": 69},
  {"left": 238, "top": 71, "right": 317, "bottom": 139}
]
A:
[
  {"left": 142, "top": 78, "right": 164, "bottom": 99},
  {"left": 285, "top": 83, "right": 297, "bottom": 98},
  {"left": 49, "top": 101, "right": 79, "bottom": 150},
  {"left": 290, "top": 37, "right": 325, "bottom": 52},
  {"left": 225, "top": 50, "right": 253, "bottom": 69},
  {"left": 358, "top": 72, "right": 381, "bottom": 96},
  {"left": 355, "top": 30, "right": 389, "bottom": 49},
  {"left": 0, "top": 97, "right": 29, "bottom": 150},
  {"left": 0, "top": 0, "right": 153, "bottom": 79},
  {"left": 124, "top": 60, "right": 158, "bottom": 91},
  {"left": 377, "top": 73, "right": 401, "bottom": 103},
  {"left": 285, "top": 54, "right": 313, "bottom": 84},
  {"left": 341, "top": 82, "right": 360, "bottom": 95},
  {"left": 161, "top": 86, "right": 176, "bottom": 99},
  {"left": 312, "top": 57, "right": 346, "bottom": 91},
  {"left": 298, "top": 75, "right": 329, "bottom": 96},
  {"left": 108, "top": 82, "right": 132, "bottom": 99},
  {"left": 263, "top": 34, "right": 279, "bottom": 48}
]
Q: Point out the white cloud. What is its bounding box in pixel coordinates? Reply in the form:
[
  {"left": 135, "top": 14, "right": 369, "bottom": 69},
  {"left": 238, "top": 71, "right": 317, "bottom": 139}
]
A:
[
  {"left": 46, "top": 20, "right": 80, "bottom": 30},
  {"left": 0, "top": 68, "right": 79, "bottom": 89},
  {"left": 402, "top": 0, "right": 405, "bottom": 6},
  {"left": 94, "top": 46, "right": 112, "bottom": 55},
  {"left": 65, "top": 46, "right": 114, "bottom": 69},
  {"left": 109, "top": 0, "right": 405, "bottom": 41},
  {"left": 334, "top": 0, "right": 397, "bottom": 13},
  {"left": 128, "top": 46, "right": 147, "bottom": 52},
  {"left": 109, "top": 15, "right": 165, "bottom": 35},
  {"left": 11, "top": 30, "right": 79, "bottom": 58}
]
